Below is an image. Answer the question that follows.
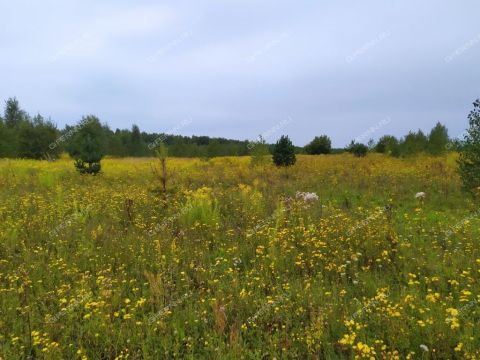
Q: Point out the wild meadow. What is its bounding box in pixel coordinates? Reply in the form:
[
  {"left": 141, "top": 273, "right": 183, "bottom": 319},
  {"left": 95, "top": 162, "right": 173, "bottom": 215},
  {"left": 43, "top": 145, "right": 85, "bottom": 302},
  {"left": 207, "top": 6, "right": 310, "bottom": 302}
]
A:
[{"left": 0, "top": 153, "right": 479, "bottom": 359}]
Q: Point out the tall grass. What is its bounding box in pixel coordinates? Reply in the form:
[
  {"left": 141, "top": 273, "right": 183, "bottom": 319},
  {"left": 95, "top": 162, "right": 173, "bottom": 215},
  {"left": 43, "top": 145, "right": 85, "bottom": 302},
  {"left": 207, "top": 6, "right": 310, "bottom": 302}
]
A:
[{"left": 0, "top": 154, "right": 478, "bottom": 359}]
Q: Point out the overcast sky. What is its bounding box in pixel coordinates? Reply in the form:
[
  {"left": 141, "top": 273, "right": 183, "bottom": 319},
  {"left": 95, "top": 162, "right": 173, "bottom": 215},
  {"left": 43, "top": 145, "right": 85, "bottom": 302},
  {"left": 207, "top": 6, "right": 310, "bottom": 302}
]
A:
[{"left": 1, "top": 0, "right": 479, "bottom": 146}]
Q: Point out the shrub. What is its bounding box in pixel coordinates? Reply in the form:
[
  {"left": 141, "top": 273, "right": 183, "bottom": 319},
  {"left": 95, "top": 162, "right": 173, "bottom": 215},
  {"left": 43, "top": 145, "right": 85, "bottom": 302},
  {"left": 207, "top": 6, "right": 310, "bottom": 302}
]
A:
[
  {"left": 68, "top": 116, "right": 106, "bottom": 175},
  {"left": 74, "top": 159, "right": 101, "bottom": 174},
  {"left": 181, "top": 187, "right": 220, "bottom": 227},
  {"left": 249, "top": 135, "right": 271, "bottom": 167},
  {"left": 375, "top": 135, "right": 400, "bottom": 156},
  {"left": 347, "top": 141, "right": 368, "bottom": 157},
  {"left": 304, "top": 135, "right": 332, "bottom": 155},
  {"left": 272, "top": 135, "right": 296, "bottom": 167},
  {"left": 400, "top": 130, "right": 428, "bottom": 156}
]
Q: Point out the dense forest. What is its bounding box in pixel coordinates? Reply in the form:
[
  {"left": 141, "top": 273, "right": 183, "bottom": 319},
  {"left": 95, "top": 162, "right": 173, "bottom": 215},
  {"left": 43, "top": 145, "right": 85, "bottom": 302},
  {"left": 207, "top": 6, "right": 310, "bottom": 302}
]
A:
[{"left": 0, "top": 97, "right": 459, "bottom": 159}]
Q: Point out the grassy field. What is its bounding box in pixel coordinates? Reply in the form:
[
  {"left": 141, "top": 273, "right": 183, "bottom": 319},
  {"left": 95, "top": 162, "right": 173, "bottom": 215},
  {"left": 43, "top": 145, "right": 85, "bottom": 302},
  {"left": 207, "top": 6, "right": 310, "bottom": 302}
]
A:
[{"left": 0, "top": 154, "right": 479, "bottom": 359}]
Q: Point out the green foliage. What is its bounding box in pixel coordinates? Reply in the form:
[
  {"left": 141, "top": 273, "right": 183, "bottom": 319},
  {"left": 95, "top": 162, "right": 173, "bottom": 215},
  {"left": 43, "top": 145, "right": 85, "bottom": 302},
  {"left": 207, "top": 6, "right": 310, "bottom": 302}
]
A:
[
  {"left": 207, "top": 140, "right": 222, "bottom": 159},
  {"left": 68, "top": 116, "right": 106, "bottom": 175},
  {"left": 0, "top": 97, "right": 254, "bottom": 159},
  {"left": 18, "top": 115, "right": 60, "bottom": 159},
  {"left": 0, "top": 121, "right": 18, "bottom": 157},
  {"left": 458, "top": 99, "right": 480, "bottom": 193},
  {"left": 400, "top": 130, "right": 428, "bottom": 156},
  {"left": 272, "top": 135, "right": 296, "bottom": 167},
  {"left": 74, "top": 159, "right": 102, "bottom": 174},
  {"left": 446, "top": 138, "right": 463, "bottom": 152},
  {"left": 368, "top": 122, "right": 451, "bottom": 158},
  {"left": 128, "top": 124, "right": 147, "bottom": 157},
  {"left": 181, "top": 188, "right": 220, "bottom": 228},
  {"left": 1, "top": 97, "right": 25, "bottom": 156},
  {"left": 249, "top": 135, "right": 271, "bottom": 167},
  {"left": 375, "top": 135, "right": 400, "bottom": 156},
  {"left": 427, "top": 122, "right": 449, "bottom": 155},
  {"left": 0, "top": 97, "right": 461, "bottom": 161},
  {"left": 372, "top": 123, "right": 450, "bottom": 157},
  {"left": 347, "top": 141, "right": 369, "bottom": 157},
  {"left": 0, "top": 98, "right": 60, "bottom": 159},
  {"left": 304, "top": 135, "right": 332, "bottom": 155},
  {"left": 4, "top": 97, "right": 26, "bottom": 128}
]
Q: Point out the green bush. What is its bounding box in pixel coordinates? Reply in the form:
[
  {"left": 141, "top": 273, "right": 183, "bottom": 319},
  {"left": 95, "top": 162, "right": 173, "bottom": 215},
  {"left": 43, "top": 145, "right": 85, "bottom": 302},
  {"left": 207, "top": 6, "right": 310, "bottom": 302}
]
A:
[
  {"left": 272, "top": 135, "right": 296, "bottom": 167},
  {"left": 68, "top": 116, "right": 106, "bottom": 175},
  {"left": 347, "top": 141, "right": 368, "bottom": 157},
  {"left": 249, "top": 135, "right": 271, "bottom": 167},
  {"left": 304, "top": 135, "right": 332, "bottom": 155}
]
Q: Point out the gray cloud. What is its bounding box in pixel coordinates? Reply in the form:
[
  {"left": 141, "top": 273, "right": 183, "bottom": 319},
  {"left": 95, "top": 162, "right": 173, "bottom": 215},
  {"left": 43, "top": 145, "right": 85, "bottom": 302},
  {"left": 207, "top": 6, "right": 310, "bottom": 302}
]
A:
[{"left": 0, "top": 0, "right": 478, "bottom": 147}]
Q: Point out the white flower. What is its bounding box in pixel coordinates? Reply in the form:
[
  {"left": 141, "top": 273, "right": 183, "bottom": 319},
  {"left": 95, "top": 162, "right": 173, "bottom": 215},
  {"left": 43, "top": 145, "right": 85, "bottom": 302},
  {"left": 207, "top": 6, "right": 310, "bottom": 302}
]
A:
[
  {"left": 420, "top": 344, "right": 429, "bottom": 352},
  {"left": 295, "top": 191, "right": 319, "bottom": 202},
  {"left": 415, "top": 192, "right": 426, "bottom": 199}
]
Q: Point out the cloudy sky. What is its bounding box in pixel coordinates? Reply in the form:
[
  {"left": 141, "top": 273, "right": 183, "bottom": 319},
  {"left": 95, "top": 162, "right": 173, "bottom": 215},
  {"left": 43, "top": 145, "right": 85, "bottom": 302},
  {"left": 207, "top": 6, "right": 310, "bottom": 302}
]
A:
[{"left": 1, "top": 0, "right": 479, "bottom": 146}]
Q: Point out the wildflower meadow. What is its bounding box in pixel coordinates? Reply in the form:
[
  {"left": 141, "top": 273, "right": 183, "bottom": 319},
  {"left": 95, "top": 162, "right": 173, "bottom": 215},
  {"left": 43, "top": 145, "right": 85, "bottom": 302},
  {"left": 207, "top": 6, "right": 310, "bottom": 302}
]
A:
[{"left": 0, "top": 153, "right": 479, "bottom": 359}]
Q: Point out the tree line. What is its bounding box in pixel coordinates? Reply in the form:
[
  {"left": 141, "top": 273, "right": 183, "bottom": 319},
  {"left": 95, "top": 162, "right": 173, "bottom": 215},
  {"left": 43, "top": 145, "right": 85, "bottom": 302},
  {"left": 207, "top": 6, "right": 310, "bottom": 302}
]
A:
[
  {"left": 0, "top": 97, "right": 464, "bottom": 161},
  {"left": 1, "top": 96, "right": 479, "bottom": 195},
  {"left": 0, "top": 98, "right": 251, "bottom": 160},
  {"left": 303, "top": 122, "right": 454, "bottom": 157}
]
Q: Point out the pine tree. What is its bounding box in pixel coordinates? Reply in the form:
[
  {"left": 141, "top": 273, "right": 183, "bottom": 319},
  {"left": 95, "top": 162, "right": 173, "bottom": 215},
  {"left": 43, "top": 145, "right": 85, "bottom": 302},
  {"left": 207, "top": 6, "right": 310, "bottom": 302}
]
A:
[
  {"left": 272, "top": 135, "right": 296, "bottom": 167},
  {"left": 68, "top": 116, "right": 106, "bottom": 174}
]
